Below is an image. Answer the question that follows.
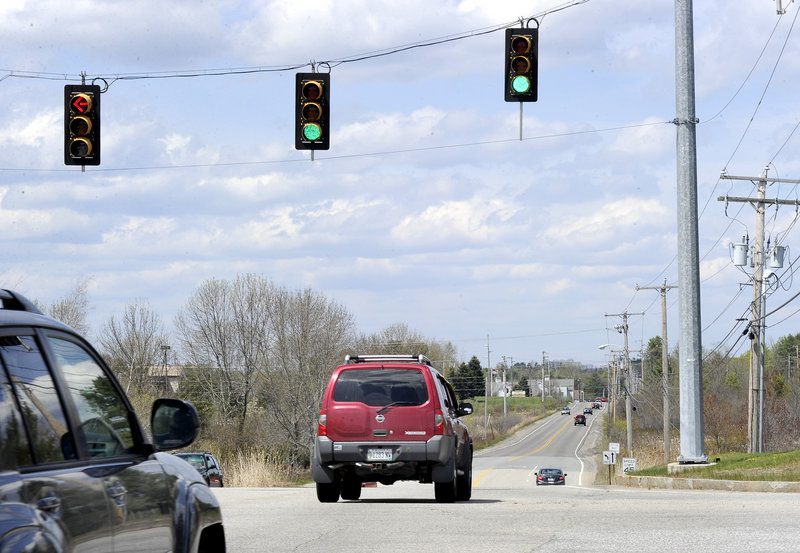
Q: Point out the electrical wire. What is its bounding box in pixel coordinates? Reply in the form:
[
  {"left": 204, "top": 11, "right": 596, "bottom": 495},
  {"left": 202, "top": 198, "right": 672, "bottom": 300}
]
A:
[
  {"left": 0, "top": 119, "right": 669, "bottom": 173},
  {"left": 1, "top": 0, "right": 590, "bottom": 87}
]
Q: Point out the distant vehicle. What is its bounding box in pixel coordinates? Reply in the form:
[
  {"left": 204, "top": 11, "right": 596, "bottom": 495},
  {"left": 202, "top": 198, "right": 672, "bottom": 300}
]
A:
[
  {"left": 536, "top": 468, "right": 566, "bottom": 485},
  {"left": 601, "top": 397, "right": 608, "bottom": 402},
  {"left": 574, "top": 414, "right": 586, "bottom": 426},
  {"left": 592, "top": 402, "right": 601, "bottom": 409},
  {"left": 312, "top": 354, "right": 473, "bottom": 503},
  {"left": 561, "top": 406, "right": 571, "bottom": 415},
  {"left": 0, "top": 289, "right": 226, "bottom": 552},
  {"left": 583, "top": 407, "right": 592, "bottom": 415},
  {"left": 175, "top": 451, "right": 224, "bottom": 487}
]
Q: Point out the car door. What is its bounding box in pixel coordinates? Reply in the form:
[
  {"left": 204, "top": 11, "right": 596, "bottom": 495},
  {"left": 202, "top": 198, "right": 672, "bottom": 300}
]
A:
[
  {"left": 44, "top": 332, "right": 174, "bottom": 553},
  {"left": 0, "top": 332, "right": 114, "bottom": 553}
]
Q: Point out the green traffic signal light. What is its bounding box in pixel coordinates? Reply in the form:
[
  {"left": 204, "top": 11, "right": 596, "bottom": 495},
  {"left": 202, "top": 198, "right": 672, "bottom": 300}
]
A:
[
  {"left": 504, "top": 28, "right": 538, "bottom": 103},
  {"left": 511, "top": 75, "right": 531, "bottom": 94},
  {"left": 303, "top": 123, "right": 322, "bottom": 141},
  {"left": 295, "top": 73, "right": 330, "bottom": 150}
]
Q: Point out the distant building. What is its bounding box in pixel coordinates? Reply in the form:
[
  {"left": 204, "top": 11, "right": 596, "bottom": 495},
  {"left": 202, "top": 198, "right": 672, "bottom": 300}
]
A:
[{"left": 147, "top": 365, "right": 184, "bottom": 394}]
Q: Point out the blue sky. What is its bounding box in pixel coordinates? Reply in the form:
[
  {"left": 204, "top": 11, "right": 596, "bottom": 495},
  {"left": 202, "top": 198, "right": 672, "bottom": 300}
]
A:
[{"left": 3, "top": 0, "right": 800, "bottom": 368}]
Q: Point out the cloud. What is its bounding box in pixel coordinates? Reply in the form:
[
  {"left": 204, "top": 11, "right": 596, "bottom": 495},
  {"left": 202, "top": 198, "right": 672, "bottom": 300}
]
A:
[
  {"left": 391, "top": 197, "right": 520, "bottom": 246},
  {"left": 541, "top": 198, "right": 671, "bottom": 246}
]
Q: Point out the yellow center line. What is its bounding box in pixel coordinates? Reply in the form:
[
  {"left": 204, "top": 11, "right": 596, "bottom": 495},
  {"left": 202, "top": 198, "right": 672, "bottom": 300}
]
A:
[{"left": 473, "top": 417, "right": 574, "bottom": 487}]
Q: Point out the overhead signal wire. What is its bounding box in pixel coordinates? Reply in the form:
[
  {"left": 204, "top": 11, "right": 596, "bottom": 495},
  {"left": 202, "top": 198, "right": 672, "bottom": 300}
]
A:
[{"left": 1, "top": 0, "right": 590, "bottom": 86}]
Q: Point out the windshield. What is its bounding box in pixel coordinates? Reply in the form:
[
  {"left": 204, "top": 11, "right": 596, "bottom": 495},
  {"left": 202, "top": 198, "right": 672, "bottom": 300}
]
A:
[
  {"left": 333, "top": 368, "right": 428, "bottom": 407},
  {"left": 177, "top": 453, "right": 205, "bottom": 468}
]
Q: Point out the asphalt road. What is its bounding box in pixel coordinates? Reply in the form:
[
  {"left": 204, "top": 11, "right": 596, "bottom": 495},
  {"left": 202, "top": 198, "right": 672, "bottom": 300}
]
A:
[{"left": 212, "top": 403, "right": 800, "bottom": 553}]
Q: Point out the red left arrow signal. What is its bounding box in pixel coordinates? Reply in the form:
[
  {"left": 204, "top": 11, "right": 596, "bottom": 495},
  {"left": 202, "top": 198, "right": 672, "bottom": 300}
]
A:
[{"left": 71, "top": 94, "right": 90, "bottom": 114}]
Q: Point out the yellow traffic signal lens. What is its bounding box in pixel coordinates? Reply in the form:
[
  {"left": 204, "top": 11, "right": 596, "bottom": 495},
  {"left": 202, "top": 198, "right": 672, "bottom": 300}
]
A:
[
  {"left": 69, "top": 116, "right": 92, "bottom": 137},
  {"left": 302, "top": 102, "right": 322, "bottom": 121},
  {"left": 511, "top": 56, "right": 530, "bottom": 74}
]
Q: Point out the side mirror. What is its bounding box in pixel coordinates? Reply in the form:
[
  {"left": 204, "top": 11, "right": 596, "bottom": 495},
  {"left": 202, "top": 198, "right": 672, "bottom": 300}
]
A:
[
  {"left": 457, "top": 402, "right": 473, "bottom": 417},
  {"left": 151, "top": 398, "right": 200, "bottom": 451}
]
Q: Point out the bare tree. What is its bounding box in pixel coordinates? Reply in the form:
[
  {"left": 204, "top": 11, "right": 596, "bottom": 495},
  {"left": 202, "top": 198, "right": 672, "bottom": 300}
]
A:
[
  {"left": 175, "top": 278, "right": 244, "bottom": 424},
  {"left": 97, "top": 299, "right": 169, "bottom": 395},
  {"left": 40, "top": 276, "right": 93, "bottom": 335},
  {"left": 352, "top": 322, "right": 459, "bottom": 375},
  {"left": 259, "top": 286, "right": 355, "bottom": 465}
]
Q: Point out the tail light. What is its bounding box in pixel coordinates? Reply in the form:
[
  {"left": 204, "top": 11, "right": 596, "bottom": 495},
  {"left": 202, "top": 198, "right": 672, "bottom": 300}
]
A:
[
  {"left": 318, "top": 410, "right": 327, "bottom": 436},
  {"left": 433, "top": 408, "right": 445, "bottom": 435}
]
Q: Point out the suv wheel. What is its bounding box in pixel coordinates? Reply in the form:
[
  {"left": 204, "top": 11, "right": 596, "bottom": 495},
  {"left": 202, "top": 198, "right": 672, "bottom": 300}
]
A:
[
  {"left": 434, "top": 461, "right": 457, "bottom": 503},
  {"left": 340, "top": 477, "right": 362, "bottom": 501},
  {"left": 316, "top": 480, "right": 341, "bottom": 503},
  {"left": 455, "top": 454, "right": 473, "bottom": 501}
]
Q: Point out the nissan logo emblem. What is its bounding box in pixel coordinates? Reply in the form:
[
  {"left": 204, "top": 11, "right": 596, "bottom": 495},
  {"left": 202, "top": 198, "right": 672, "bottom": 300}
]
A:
[{"left": 375, "top": 414, "right": 385, "bottom": 423}]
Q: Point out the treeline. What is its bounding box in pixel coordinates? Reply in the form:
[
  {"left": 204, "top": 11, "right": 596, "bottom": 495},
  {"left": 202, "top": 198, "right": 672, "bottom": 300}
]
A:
[
  {"left": 35, "top": 274, "right": 460, "bottom": 467},
  {"left": 636, "top": 335, "right": 800, "bottom": 453}
]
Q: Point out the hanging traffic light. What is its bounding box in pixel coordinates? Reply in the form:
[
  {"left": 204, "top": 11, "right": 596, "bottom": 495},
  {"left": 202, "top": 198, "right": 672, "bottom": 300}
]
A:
[
  {"left": 295, "top": 73, "right": 330, "bottom": 150},
  {"left": 64, "top": 84, "right": 101, "bottom": 166},
  {"left": 504, "top": 28, "right": 538, "bottom": 102}
]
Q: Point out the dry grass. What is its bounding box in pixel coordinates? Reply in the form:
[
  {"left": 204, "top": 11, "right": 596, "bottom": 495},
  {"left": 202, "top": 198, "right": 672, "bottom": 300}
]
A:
[{"left": 222, "top": 450, "right": 304, "bottom": 487}]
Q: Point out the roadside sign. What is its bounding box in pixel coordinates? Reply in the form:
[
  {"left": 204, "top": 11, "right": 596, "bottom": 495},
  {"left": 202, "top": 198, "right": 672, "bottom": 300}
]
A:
[
  {"left": 622, "top": 457, "right": 637, "bottom": 473},
  {"left": 602, "top": 451, "right": 617, "bottom": 465},
  {"left": 609, "top": 442, "right": 620, "bottom": 453}
]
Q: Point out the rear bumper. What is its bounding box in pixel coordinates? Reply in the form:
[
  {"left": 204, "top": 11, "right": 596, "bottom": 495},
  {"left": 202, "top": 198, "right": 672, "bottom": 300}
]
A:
[{"left": 313, "top": 435, "right": 455, "bottom": 483}]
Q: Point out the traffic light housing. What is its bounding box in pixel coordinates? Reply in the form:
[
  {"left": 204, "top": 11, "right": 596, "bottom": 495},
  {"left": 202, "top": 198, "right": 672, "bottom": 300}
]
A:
[
  {"left": 295, "top": 73, "right": 330, "bottom": 150},
  {"left": 64, "top": 84, "right": 101, "bottom": 166},
  {"left": 504, "top": 28, "right": 538, "bottom": 102}
]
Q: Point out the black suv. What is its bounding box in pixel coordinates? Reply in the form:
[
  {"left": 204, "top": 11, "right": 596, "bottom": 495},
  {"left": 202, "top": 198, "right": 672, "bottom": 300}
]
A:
[
  {"left": 0, "top": 290, "right": 226, "bottom": 552},
  {"left": 313, "top": 354, "right": 473, "bottom": 503},
  {"left": 175, "top": 451, "right": 224, "bottom": 487}
]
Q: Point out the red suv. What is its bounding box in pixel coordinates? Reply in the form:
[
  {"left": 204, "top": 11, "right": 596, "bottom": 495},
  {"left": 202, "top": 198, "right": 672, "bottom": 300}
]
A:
[{"left": 312, "top": 354, "right": 474, "bottom": 503}]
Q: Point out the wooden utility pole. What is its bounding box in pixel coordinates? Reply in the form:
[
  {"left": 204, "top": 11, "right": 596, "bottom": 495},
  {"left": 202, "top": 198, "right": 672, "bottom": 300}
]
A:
[
  {"left": 719, "top": 169, "right": 800, "bottom": 453},
  {"left": 636, "top": 280, "right": 677, "bottom": 463}
]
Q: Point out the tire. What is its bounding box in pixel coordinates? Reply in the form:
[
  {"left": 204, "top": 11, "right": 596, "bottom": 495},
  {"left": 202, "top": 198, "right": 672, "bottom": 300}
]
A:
[
  {"left": 434, "top": 460, "right": 457, "bottom": 503},
  {"left": 340, "top": 478, "right": 362, "bottom": 501},
  {"left": 455, "top": 453, "right": 472, "bottom": 502},
  {"left": 316, "top": 479, "right": 341, "bottom": 503},
  {"left": 218, "top": 478, "right": 224, "bottom": 488}
]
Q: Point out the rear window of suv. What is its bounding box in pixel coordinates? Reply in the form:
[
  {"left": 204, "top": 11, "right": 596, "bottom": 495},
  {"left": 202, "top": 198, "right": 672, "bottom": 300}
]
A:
[{"left": 333, "top": 368, "right": 428, "bottom": 407}]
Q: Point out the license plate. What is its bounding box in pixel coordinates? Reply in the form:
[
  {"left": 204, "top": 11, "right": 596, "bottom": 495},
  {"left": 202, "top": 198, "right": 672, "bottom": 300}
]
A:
[{"left": 367, "top": 448, "right": 392, "bottom": 462}]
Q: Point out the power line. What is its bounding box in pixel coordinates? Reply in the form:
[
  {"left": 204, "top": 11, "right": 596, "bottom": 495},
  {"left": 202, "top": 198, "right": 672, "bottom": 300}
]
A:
[
  {"left": 0, "top": 0, "right": 590, "bottom": 86},
  {"left": 0, "top": 119, "right": 668, "bottom": 173}
]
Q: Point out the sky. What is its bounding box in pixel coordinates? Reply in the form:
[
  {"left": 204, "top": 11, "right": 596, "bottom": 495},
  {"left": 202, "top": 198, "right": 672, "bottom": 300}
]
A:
[{"left": 3, "top": 0, "right": 800, "bottom": 369}]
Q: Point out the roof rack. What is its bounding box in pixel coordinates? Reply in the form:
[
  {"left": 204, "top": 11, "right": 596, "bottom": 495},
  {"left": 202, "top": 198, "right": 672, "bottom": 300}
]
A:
[
  {"left": 0, "top": 290, "right": 42, "bottom": 314},
  {"left": 344, "top": 354, "right": 433, "bottom": 367}
]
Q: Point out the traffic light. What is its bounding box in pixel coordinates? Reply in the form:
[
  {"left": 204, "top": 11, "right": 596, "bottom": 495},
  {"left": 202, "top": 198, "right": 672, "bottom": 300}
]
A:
[
  {"left": 295, "top": 73, "right": 330, "bottom": 150},
  {"left": 504, "top": 28, "right": 538, "bottom": 102},
  {"left": 64, "top": 84, "right": 101, "bottom": 166}
]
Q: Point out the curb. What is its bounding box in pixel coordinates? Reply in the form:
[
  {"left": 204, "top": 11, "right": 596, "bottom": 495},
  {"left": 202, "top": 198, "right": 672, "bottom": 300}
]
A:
[{"left": 615, "top": 474, "right": 800, "bottom": 493}]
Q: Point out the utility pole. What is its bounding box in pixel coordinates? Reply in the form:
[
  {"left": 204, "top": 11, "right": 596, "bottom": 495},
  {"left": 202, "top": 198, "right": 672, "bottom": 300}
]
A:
[
  {"left": 674, "top": 0, "right": 706, "bottom": 464},
  {"left": 541, "top": 351, "right": 547, "bottom": 414},
  {"left": 605, "top": 312, "right": 642, "bottom": 456},
  {"left": 719, "top": 169, "right": 800, "bottom": 453},
  {"left": 501, "top": 356, "right": 512, "bottom": 417},
  {"left": 485, "top": 335, "right": 491, "bottom": 438},
  {"left": 636, "top": 279, "right": 677, "bottom": 463}
]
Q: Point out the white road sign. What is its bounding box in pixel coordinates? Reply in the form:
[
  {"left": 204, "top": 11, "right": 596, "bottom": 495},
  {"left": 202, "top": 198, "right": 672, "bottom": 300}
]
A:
[
  {"left": 602, "top": 451, "right": 617, "bottom": 465},
  {"left": 622, "top": 457, "right": 637, "bottom": 473},
  {"left": 609, "top": 442, "right": 620, "bottom": 453}
]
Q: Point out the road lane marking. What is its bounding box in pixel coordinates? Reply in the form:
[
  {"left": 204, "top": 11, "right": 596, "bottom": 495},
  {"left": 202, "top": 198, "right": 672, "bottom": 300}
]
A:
[
  {"left": 508, "top": 417, "right": 573, "bottom": 460},
  {"left": 472, "top": 417, "right": 574, "bottom": 487}
]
